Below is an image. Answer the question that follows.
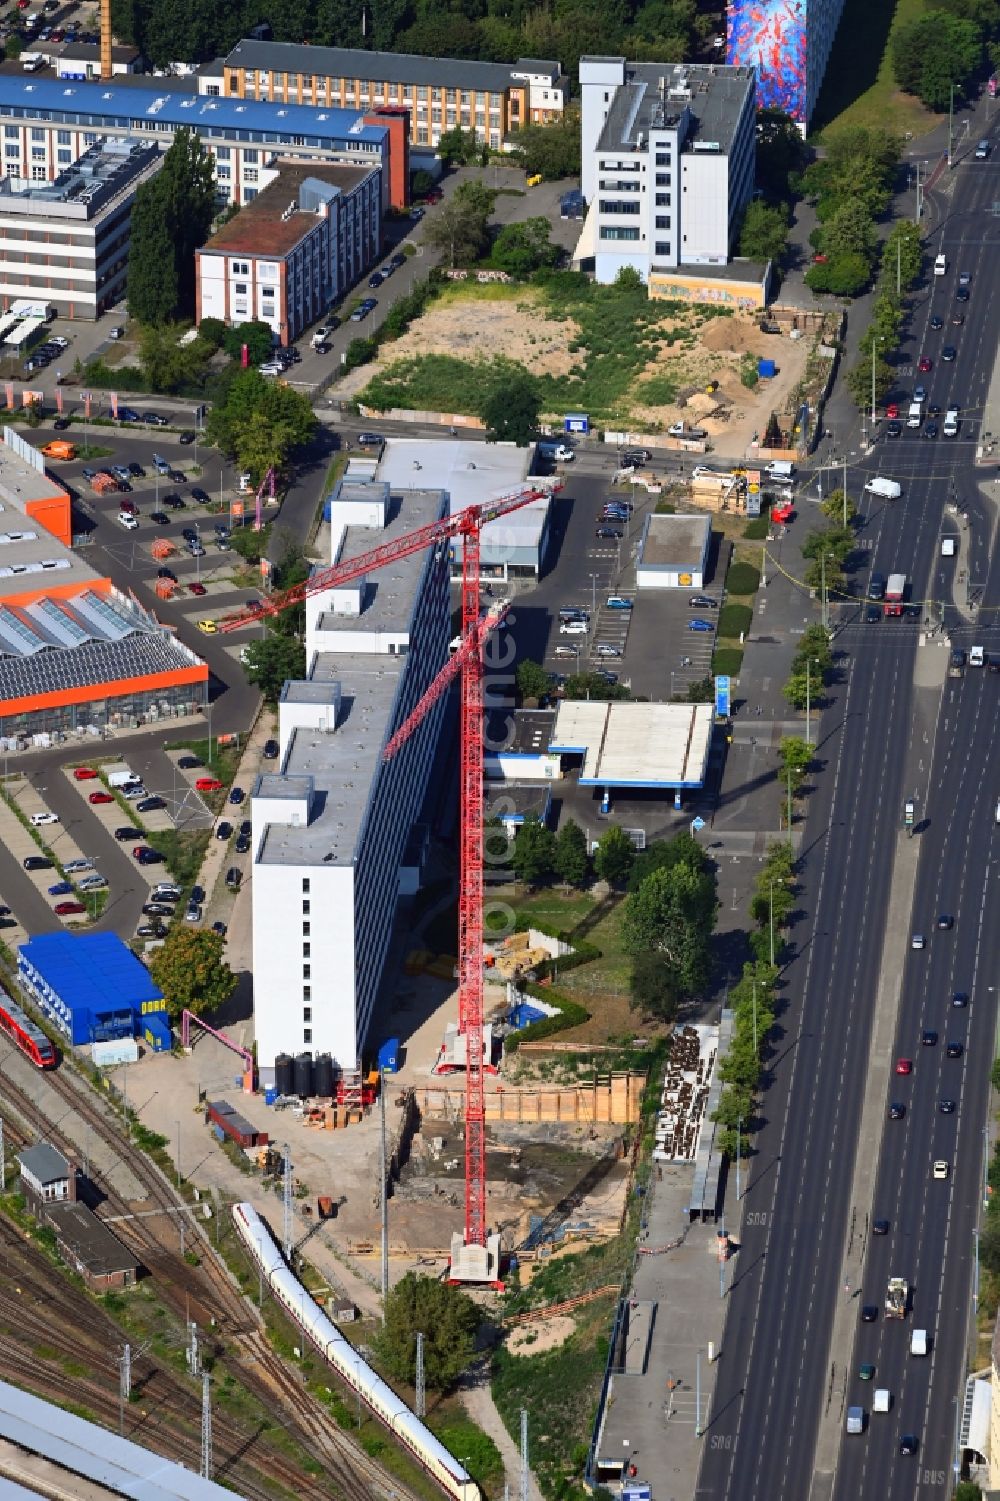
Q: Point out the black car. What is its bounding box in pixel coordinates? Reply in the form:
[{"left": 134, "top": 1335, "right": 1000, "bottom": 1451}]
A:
[
  {"left": 921, "top": 1029, "right": 938, "bottom": 1046},
  {"left": 930, "top": 315, "right": 943, "bottom": 329},
  {"left": 368, "top": 271, "right": 385, "bottom": 288},
  {"left": 137, "top": 796, "right": 165, "bottom": 813},
  {"left": 216, "top": 821, "right": 233, "bottom": 841},
  {"left": 114, "top": 826, "right": 140, "bottom": 840},
  {"left": 263, "top": 738, "right": 279, "bottom": 760},
  {"left": 128, "top": 461, "right": 145, "bottom": 477},
  {"left": 952, "top": 312, "right": 965, "bottom": 325},
  {"left": 865, "top": 605, "right": 882, "bottom": 623},
  {"left": 923, "top": 421, "right": 938, "bottom": 439},
  {"left": 191, "top": 884, "right": 205, "bottom": 904},
  {"left": 942, "top": 345, "right": 956, "bottom": 361},
  {"left": 889, "top": 1102, "right": 905, "bottom": 1120},
  {"left": 150, "top": 511, "right": 170, "bottom": 525},
  {"left": 872, "top": 1219, "right": 889, "bottom": 1235},
  {"left": 162, "top": 494, "right": 185, "bottom": 510},
  {"left": 181, "top": 527, "right": 198, "bottom": 543},
  {"left": 143, "top": 902, "right": 174, "bottom": 916},
  {"left": 212, "top": 920, "right": 228, "bottom": 937},
  {"left": 596, "top": 526, "right": 623, "bottom": 539},
  {"left": 191, "top": 488, "right": 210, "bottom": 504},
  {"left": 939, "top": 1098, "right": 956, "bottom": 1113},
  {"left": 169, "top": 470, "right": 186, "bottom": 484},
  {"left": 144, "top": 411, "right": 168, "bottom": 426},
  {"left": 861, "top": 1305, "right": 878, "bottom": 1323},
  {"left": 157, "top": 567, "right": 177, "bottom": 582},
  {"left": 389, "top": 253, "right": 406, "bottom": 271},
  {"left": 239, "top": 819, "right": 251, "bottom": 838},
  {"left": 937, "top": 914, "right": 954, "bottom": 930},
  {"left": 23, "top": 855, "right": 53, "bottom": 871},
  {"left": 53, "top": 416, "right": 71, "bottom": 431},
  {"left": 179, "top": 430, "right": 196, "bottom": 444},
  {"left": 225, "top": 867, "right": 242, "bottom": 889},
  {"left": 886, "top": 420, "right": 902, "bottom": 438},
  {"left": 899, "top": 1436, "right": 918, "bottom": 1456},
  {"left": 178, "top": 755, "right": 203, "bottom": 769},
  {"left": 956, "top": 286, "right": 969, "bottom": 301},
  {"left": 235, "top": 833, "right": 251, "bottom": 854},
  {"left": 952, "top": 991, "right": 969, "bottom": 1008},
  {"left": 357, "top": 432, "right": 383, "bottom": 447},
  {"left": 621, "top": 448, "right": 652, "bottom": 465},
  {"left": 135, "top": 849, "right": 164, "bottom": 865},
  {"left": 689, "top": 596, "right": 718, "bottom": 609},
  {"left": 946, "top": 1041, "right": 964, "bottom": 1058}
]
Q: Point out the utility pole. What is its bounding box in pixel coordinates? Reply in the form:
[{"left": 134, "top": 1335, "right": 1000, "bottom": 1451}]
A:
[
  {"left": 379, "top": 1071, "right": 389, "bottom": 1312},
  {"left": 914, "top": 160, "right": 923, "bottom": 222},
  {"left": 897, "top": 238, "right": 901, "bottom": 298},
  {"left": 520, "top": 1410, "right": 529, "bottom": 1501},
  {"left": 768, "top": 886, "right": 774, "bottom": 967},
  {"left": 805, "top": 658, "right": 812, "bottom": 745},
  {"left": 187, "top": 1320, "right": 200, "bottom": 1376},
  {"left": 842, "top": 461, "right": 847, "bottom": 526},
  {"left": 118, "top": 1343, "right": 131, "bottom": 1437},
  {"left": 695, "top": 1348, "right": 702, "bottom": 1437},
  {"left": 415, "top": 1332, "right": 426, "bottom": 1418},
  {"left": 948, "top": 83, "right": 955, "bottom": 167},
  {"left": 282, "top": 1143, "right": 293, "bottom": 1262},
  {"left": 200, "top": 1372, "right": 212, "bottom": 1480},
  {"left": 735, "top": 1117, "right": 742, "bottom": 1201}
]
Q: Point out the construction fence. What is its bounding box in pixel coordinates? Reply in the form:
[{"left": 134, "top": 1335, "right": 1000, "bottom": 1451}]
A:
[{"left": 416, "top": 1070, "right": 645, "bottom": 1126}]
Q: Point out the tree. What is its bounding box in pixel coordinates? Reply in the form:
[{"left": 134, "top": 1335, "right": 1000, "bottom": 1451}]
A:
[
  {"left": 554, "top": 819, "right": 589, "bottom": 888},
  {"left": 802, "top": 524, "right": 854, "bottom": 567},
  {"left": 892, "top": 12, "right": 981, "bottom": 107},
  {"left": 411, "top": 169, "right": 435, "bottom": 199},
  {"left": 206, "top": 367, "right": 317, "bottom": 474},
  {"left": 492, "top": 218, "right": 560, "bottom": 277},
  {"left": 508, "top": 114, "right": 582, "bottom": 179},
  {"left": 630, "top": 951, "right": 678, "bottom": 1023},
  {"left": 821, "top": 199, "right": 878, "bottom": 264},
  {"left": 621, "top": 862, "right": 716, "bottom": 994},
  {"left": 737, "top": 200, "right": 789, "bottom": 264},
  {"left": 614, "top": 265, "right": 644, "bottom": 291},
  {"left": 424, "top": 183, "right": 492, "bottom": 267},
  {"left": 198, "top": 316, "right": 226, "bottom": 351},
  {"left": 127, "top": 190, "right": 179, "bottom": 326},
  {"left": 593, "top": 824, "right": 635, "bottom": 888},
  {"left": 373, "top": 1273, "right": 479, "bottom": 1391},
  {"left": 804, "top": 252, "right": 871, "bottom": 298},
  {"left": 991, "top": 1054, "right": 1000, "bottom": 1092},
  {"left": 819, "top": 489, "right": 858, "bottom": 526},
  {"left": 223, "top": 321, "right": 275, "bottom": 367},
  {"left": 511, "top": 816, "right": 556, "bottom": 885},
  {"left": 436, "top": 127, "right": 479, "bottom": 164},
  {"left": 480, "top": 372, "right": 541, "bottom": 445},
  {"left": 755, "top": 108, "right": 809, "bottom": 200},
  {"left": 242, "top": 633, "right": 306, "bottom": 700},
  {"left": 149, "top": 929, "right": 236, "bottom": 1020},
  {"left": 515, "top": 658, "right": 552, "bottom": 701},
  {"left": 627, "top": 831, "right": 708, "bottom": 893},
  {"left": 778, "top": 736, "right": 812, "bottom": 792},
  {"left": 563, "top": 672, "right": 631, "bottom": 701}
]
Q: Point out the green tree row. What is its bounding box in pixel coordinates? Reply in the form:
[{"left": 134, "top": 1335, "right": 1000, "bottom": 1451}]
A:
[
  {"left": 801, "top": 128, "right": 901, "bottom": 299},
  {"left": 783, "top": 622, "right": 834, "bottom": 712},
  {"left": 892, "top": 0, "right": 992, "bottom": 111},
  {"left": 845, "top": 223, "right": 924, "bottom": 411},
  {"left": 622, "top": 832, "right": 717, "bottom": 1023}
]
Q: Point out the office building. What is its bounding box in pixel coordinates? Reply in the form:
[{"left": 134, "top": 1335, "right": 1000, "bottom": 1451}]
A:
[
  {"left": 250, "top": 478, "right": 451, "bottom": 1078},
  {"left": 727, "top": 0, "right": 846, "bottom": 127},
  {"left": 196, "top": 159, "right": 381, "bottom": 346},
  {"left": 0, "top": 138, "right": 161, "bottom": 320},
  {"left": 0, "top": 75, "right": 398, "bottom": 210},
  {"left": 577, "top": 57, "right": 756, "bottom": 291},
  {"left": 0, "top": 429, "right": 207, "bottom": 743},
  {"left": 218, "top": 38, "right": 567, "bottom": 152}
]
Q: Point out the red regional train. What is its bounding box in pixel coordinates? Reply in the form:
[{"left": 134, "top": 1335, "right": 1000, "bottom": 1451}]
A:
[{"left": 0, "top": 990, "right": 56, "bottom": 1068}]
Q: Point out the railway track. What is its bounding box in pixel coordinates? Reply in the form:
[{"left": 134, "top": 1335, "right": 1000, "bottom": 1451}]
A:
[{"left": 0, "top": 1044, "right": 414, "bottom": 1501}]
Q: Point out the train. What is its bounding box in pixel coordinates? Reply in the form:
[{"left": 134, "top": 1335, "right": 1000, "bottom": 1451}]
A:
[
  {"left": 0, "top": 989, "right": 56, "bottom": 1068},
  {"left": 232, "top": 1203, "right": 479, "bottom": 1501}
]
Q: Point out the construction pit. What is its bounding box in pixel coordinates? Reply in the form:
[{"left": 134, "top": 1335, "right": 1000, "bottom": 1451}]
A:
[{"left": 108, "top": 968, "right": 643, "bottom": 1292}]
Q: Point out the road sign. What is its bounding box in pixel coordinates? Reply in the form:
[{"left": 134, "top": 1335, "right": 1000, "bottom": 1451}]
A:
[
  {"left": 691, "top": 815, "right": 706, "bottom": 832},
  {"left": 715, "top": 674, "right": 731, "bottom": 717},
  {"left": 623, "top": 1487, "right": 651, "bottom": 1501}
]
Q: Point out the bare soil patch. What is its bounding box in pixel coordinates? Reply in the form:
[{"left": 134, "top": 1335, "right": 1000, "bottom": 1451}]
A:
[{"left": 507, "top": 1316, "right": 577, "bottom": 1355}]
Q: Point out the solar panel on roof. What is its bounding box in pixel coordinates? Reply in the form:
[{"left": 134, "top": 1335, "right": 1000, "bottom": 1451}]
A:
[
  {"left": 71, "top": 590, "right": 136, "bottom": 641},
  {"left": 25, "top": 598, "right": 90, "bottom": 649},
  {"left": 0, "top": 610, "right": 44, "bottom": 657}
]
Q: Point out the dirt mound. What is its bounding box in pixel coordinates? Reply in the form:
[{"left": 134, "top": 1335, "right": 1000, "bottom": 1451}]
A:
[
  {"left": 699, "top": 316, "right": 774, "bottom": 356},
  {"left": 507, "top": 1315, "right": 576, "bottom": 1356}
]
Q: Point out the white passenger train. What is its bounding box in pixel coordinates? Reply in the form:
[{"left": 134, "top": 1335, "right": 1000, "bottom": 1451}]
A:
[{"left": 232, "top": 1203, "right": 479, "bottom": 1501}]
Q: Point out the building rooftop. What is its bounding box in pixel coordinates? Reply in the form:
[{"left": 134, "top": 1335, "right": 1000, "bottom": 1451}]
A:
[
  {"left": 58, "top": 42, "right": 141, "bottom": 63},
  {"left": 0, "top": 138, "right": 160, "bottom": 220},
  {"left": 201, "top": 159, "right": 377, "bottom": 259},
  {"left": 18, "top": 1142, "right": 69, "bottom": 1185},
  {"left": 0, "top": 75, "right": 388, "bottom": 149},
  {"left": 373, "top": 439, "right": 551, "bottom": 553},
  {"left": 0, "top": 1379, "right": 242, "bottom": 1500},
  {"left": 17, "top": 933, "right": 164, "bottom": 1013},
  {"left": 488, "top": 707, "right": 556, "bottom": 756},
  {"left": 593, "top": 60, "right": 754, "bottom": 156},
  {"left": 550, "top": 701, "right": 714, "bottom": 787},
  {"left": 257, "top": 486, "right": 447, "bottom": 869},
  {"left": 637, "top": 512, "right": 711, "bottom": 569},
  {"left": 48, "top": 1201, "right": 139, "bottom": 1276},
  {"left": 224, "top": 37, "right": 559, "bottom": 94}
]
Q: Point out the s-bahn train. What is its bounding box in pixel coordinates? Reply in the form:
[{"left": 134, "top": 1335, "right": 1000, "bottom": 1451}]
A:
[
  {"left": 232, "top": 1203, "right": 479, "bottom": 1501},
  {"left": 0, "top": 989, "right": 56, "bottom": 1068}
]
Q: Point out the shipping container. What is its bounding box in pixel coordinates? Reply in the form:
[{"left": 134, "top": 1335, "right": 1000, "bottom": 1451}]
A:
[
  {"left": 206, "top": 1099, "right": 268, "bottom": 1149},
  {"left": 143, "top": 1013, "right": 172, "bottom": 1052},
  {"left": 377, "top": 1037, "right": 401, "bottom": 1073}
]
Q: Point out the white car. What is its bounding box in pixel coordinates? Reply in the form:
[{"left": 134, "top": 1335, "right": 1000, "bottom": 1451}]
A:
[
  {"left": 559, "top": 620, "right": 587, "bottom": 635},
  {"left": 29, "top": 812, "right": 59, "bottom": 826},
  {"left": 117, "top": 511, "right": 139, "bottom": 530},
  {"left": 932, "top": 1160, "right": 949, "bottom": 1180}
]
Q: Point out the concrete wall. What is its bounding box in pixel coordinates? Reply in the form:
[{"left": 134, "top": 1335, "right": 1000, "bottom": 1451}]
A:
[{"left": 417, "top": 1070, "right": 645, "bottom": 1124}]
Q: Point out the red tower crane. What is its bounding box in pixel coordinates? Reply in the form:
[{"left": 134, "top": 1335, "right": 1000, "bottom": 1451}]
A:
[{"left": 220, "top": 483, "right": 555, "bottom": 1269}]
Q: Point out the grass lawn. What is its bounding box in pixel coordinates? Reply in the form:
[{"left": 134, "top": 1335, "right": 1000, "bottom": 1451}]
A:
[{"left": 811, "top": 0, "right": 941, "bottom": 138}]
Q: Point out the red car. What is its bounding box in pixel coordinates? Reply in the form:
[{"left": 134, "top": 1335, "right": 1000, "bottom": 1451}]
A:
[
  {"left": 895, "top": 1057, "right": 913, "bottom": 1075},
  {"left": 811, "top": 252, "right": 828, "bottom": 264},
  {"left": 89, "top": 790, "right": 114, "bottom": 804},
  {"left": 73, "top": 766, "right": 98, "bottom": 780},
  {"left": 189, "top": 581, "right": 207, "bottom": 596},
  {"left": 770, "top": 504, "right": 795, "bottom": 524},
  {"left": 918, "top": 356, "right": 932, "bottom": 373},
  {"left": 885, "top": 403, "right": 899, "bottom": 420},
  {"left": 54, "top": 901, "right": 86, "bottom": 916},
  {"left": 195, "top": 777, "right": 223, "bottom": 792}
]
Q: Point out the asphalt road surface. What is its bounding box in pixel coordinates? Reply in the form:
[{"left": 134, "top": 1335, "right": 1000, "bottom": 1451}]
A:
[{"left": 696, "top": 133, "right": 1000, "bottom": 1501}]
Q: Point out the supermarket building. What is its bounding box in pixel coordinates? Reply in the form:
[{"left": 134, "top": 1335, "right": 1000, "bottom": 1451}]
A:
[{"left": 0, "top": 430, "right": 207, "bottom": 744}]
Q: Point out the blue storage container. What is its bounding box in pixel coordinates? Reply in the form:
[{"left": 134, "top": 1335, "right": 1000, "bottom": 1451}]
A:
[
  {"left": 758, "top": 358, "right": 777, "bottom": 379},
  {"left": 264, "top": 1087, "right": 278, "bottom": 1105},
  {"left": 143, "top": 1012, "right": 172, "bottom": 1052}
]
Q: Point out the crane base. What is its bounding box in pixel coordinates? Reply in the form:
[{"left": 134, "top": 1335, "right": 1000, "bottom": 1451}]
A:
[{"left": 448, "top": 1232, "right": 503, "bottom": 1288}]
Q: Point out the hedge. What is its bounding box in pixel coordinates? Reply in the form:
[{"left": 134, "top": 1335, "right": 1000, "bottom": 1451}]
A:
[
  {"left": 726, "top": 561, "right": 761, "bottom": 595},
  {"left": 717, "top": 603, "right": 752, "bottom": 639},
  {"left": 743, "top": 516, "right": 769, "bottom": 540},
  {"left": 712, "top": 647, "right": 744, "bottom": 676}
]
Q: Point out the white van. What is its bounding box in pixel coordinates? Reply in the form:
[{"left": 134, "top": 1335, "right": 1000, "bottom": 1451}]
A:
[
  {"left": 910, "top": 1329, "right": 928, "bottom": 1356},
  {"left": 941, "top": 535, "right": 957, "bottom": 557},
  {"left": 864, "top": 476, "right": 901, "bottom": 501},
  {"left": 846, "top": 1407, "right": 864, "bottom": 1434},
  {"left": 538, "top": 440, "right": 575, "bottom": 463},
  {"left": 970, "top": 645, "right": 984, "bottom": 667},
  {"left": 907, "top": 401, "right": 923, "bottom": 428},
  {"left": 976, "top": 139, "right": 990, "bottom": 159},
  {"left": 873, "top": 1389, "right": 892, "bottom": 1413},
  {"left": 765, "top": 461, "right": 795, "bottom": 481},
  {"left": 943, "top": 407, "right": 960, "bottom": 437},
  {"left": 934, "top": 253, "right": 947, "bottom": 276},
  {"left": 559, "top": 619, "right": 587, "bottom": 635}
]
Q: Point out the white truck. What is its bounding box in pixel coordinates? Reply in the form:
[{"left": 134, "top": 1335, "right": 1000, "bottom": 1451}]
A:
[
  {"left": 667, "top": 421, "right": 708, "bottom": 440},
  {"left": 106, "top": 765, "right": 140, "bottom": 788},
  {"left": 20, "top": 53, "right": 46, "bottom": 71},
  {"left": 864, "top": 476, "right": 901, "bottom": 501},
  {"left": 934, "top": 253, "right": 947, "bottom": 276},
  {"left": 907, "top": 401, "right": 922, "bottom": 428},
  {"left": 910, "top": 1328, "right": 928, "bottom": 1355}
]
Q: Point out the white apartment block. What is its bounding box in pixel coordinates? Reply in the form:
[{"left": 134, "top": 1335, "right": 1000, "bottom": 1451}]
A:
[
  {"left": 250, "top": 479, "right": 451, "bottom": 1077},
  {"left": 577, "top": 57, "right": 756, "bottom": 284}
]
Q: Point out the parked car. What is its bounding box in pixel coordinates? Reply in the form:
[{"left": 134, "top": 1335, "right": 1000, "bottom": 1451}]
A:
[
  {"left": 189, "top": 582, "right": 207, "bottom": 596},
  {"left": 216, "top": 820, "right": 233, "bottom": 841},
  {"left": 688, "top": 596, "right": 718, "bottom": 609},
  {"left": 136, "top": 796, "right": 165, "bottom": 813},
  {"left": 185, "top": 901, "right": 203, "bottom": 923},
  {"left": 136, "top": 923, "right": 166, "bottom": 938},
  {"left": 63, "top": 858, "right": 94, "bottom": 873},
  {"left": 88, "top": 790, "right": 114, "bottom": 804},
  {"left": 157, "top": 567, "right": 177, "bottom": 583},
  {"left": 55, "top": 901, "right": 86, "bottom": 916},
  {"left": 23, "top": 856, "right": 53, "bottom": 871},
  {"left": 687, "top": 618, "right": 714, "bottom": 632},
  {"left": 229, "top": 786, "right": 245, "bottom": 805},
  {"left": 128, "top": 461, "right": 145, "bottom": 477},
  {"left": 132, "top": 846, "right": 164, "bottom": 865},
  {"left": 114, "top": 826, "right": 139, "bottom": 841},
  {"left": 149, "top": 511, "right": 170, "bottom": 525},
  {"left": 143, "top": 902, "right": 175, "bottom": 917},
  {"left": 162, "top": 493, "right": 185, "bottom": 509},
  {"left": 196, "top": 777, "right": 223, "bottom": 792},
  {"left": 191, "top": 487, "right": 210, "bottom": 504},
  {"left": 263, "top": 739, "right": 279, "bottom": 759},
  {"left": 48, "top": 881, "right": 72, "bottom": 896},
  {"left": 212, "top": 920, "right": 228, "bottom": 937},
  {"left": 177, "top": 756, "right": 202, "bottom": 770},
  {"left": 225, "top": 867, "right": 242, "bottom": 889}
]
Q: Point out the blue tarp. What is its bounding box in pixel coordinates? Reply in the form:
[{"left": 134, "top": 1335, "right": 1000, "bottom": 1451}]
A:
[{"left": 509, "top": 1002, "right": 548, "bottom": 1029}]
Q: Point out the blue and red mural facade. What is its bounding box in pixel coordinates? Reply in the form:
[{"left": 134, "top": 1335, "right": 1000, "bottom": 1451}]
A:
[{"left": 727, "top": 0, "right": 807, "bottom": 122}]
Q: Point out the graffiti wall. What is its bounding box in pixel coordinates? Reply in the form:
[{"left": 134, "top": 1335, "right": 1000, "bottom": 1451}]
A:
[{"left": 728, "top": 0, "right": 807, "bottom": 122}]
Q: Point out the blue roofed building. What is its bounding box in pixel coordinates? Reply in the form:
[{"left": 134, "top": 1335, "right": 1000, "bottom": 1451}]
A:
[{"left": 17, "top": 932, "right": 166, "bottom": 1045}]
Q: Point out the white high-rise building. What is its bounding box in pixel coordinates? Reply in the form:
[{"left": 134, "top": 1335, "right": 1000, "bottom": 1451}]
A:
[
  {"left": 577, "top": 57, "right": 756, "bottom": 285},
  {"left": 250, "top": 479, "right": 450, "bottom": 1077}
]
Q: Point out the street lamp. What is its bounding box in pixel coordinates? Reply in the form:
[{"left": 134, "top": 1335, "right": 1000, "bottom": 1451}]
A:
[
  {"left": 805, "top": 657, "right": 819, "bottom": 744},
  {"left": 735, "top": 1116, "right": 742, "bottom": 1201},
  {"left": 589, "top": 572, "right": 598, "bottom": 617},
  {"left": 870, "top": 335, "right": 885, "bottom": 433}
]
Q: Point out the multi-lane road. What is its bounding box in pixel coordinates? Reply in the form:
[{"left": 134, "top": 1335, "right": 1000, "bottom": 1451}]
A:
[{"left": 697, "top": 138, "right": 1000, "bottom": 1499}]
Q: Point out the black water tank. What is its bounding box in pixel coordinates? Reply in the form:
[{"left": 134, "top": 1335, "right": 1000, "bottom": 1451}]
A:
[
  {"left": 274, "top": 1053, "right": 293, "bottom": 1096},
  {"left": 314, "top": 1052, "right": 334, "bottom": 1098},
  {"left": 293, "top": 1051, "right": 314, "bottom": 1099}
]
